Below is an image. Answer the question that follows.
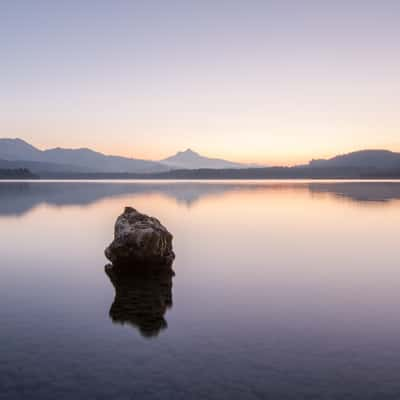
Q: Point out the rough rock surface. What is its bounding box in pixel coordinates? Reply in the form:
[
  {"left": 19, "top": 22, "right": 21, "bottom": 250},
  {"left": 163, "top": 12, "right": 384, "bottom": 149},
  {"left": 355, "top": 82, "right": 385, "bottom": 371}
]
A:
[{"left": 105, "top": 207, "right": 175, "bottom": 268}]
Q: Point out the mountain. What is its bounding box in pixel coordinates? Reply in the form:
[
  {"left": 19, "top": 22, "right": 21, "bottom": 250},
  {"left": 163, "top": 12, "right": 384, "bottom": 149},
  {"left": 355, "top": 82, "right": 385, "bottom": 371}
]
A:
[
  {"left": 2, "top": 139, "right": 400, "bottom": 177},
  {"left": 0, "top": 139, "right": 256, "bottom": 173},
  {"left": 161, "top": 148, "right": 247, "bottom": 169},
  {"left": 309, "top": 150, "right": 400, "bottom": 169},
  {"left": 0, "top": 138, "right": 43, "bottom": 161},
  {"left": 41, "top": 147, "right": 165, "bottom": 173},
  {"left": 0, "top": 138, "right": 167, "bottom": 174},
  {"left": 0, "top": 158, "right": 93, "bottom": 174}
]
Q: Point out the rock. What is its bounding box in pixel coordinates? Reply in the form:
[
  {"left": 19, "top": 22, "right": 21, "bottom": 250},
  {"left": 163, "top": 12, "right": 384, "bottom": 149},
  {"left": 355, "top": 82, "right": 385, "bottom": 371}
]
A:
[
  {"left": 105, "top": 207, "right": 175, "bottom": 269},
  {"left": 105, "top": 264, "right": 173, "bottom": 337}
]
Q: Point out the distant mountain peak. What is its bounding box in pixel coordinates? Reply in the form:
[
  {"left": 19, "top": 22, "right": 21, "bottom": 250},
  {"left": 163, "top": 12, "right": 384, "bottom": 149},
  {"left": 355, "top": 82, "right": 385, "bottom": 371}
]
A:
[
  {"left": 161, "top": 148, "right": 246, "bottom": 169},
  {"left": 12, "top": 137, "right": 28, "bottom": 143},
  {"left": 174, "top": 148, "right": 200, "bottom": 157},
  {"left": 2, "top": 137, "right": 38, "bottom": 148},
  {"left": 182, "top": 148, "right": 197, "bottom": 154},
  {"left": 0, "top": 137, "right": 41, "bottom": 161}
]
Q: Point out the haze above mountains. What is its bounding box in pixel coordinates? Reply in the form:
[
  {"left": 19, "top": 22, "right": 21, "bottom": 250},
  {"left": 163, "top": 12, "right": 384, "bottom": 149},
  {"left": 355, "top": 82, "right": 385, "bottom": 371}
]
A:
[{"left": 1, "top": 138, "right": 400, "bottom": 176}]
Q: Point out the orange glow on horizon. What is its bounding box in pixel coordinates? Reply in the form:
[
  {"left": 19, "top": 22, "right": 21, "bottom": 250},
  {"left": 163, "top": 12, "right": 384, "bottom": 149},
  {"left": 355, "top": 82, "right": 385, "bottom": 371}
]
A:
[{"left": 26, "top": 138, "right": 400, "bottom": 168}]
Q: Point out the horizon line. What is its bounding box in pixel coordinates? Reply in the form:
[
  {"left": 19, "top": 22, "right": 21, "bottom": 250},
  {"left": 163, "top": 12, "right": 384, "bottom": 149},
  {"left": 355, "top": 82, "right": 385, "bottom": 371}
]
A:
[{"left": 1, "top": 136, "right": 399, "bottom": 167}]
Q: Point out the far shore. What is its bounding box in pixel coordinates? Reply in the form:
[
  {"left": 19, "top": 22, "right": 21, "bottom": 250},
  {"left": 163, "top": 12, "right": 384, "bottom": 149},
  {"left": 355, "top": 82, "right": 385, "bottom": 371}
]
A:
[{"left": 2, "top": 166, "right": 400, "bottom": 181}]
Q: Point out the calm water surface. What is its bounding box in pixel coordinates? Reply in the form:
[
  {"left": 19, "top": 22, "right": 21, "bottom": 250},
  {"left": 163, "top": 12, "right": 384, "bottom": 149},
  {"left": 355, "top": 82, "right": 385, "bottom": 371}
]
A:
[{"left": 1, "top": 180, "right": 400, "bottom": 399}]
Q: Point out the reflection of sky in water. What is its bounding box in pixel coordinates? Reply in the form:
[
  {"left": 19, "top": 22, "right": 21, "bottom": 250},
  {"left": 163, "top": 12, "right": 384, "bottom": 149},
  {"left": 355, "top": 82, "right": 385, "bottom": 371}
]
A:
[
  {"left": 1, "top": 181, "right": 400, "bottom": 399},
  {"left": 1, "top": 180, "right": 400, "bottom": 217}
]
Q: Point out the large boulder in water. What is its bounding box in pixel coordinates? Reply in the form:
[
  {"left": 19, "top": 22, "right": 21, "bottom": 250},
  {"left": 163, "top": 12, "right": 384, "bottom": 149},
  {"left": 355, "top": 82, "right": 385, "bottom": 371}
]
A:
[{"left": 105, "top": 207, "right": 175, "bottom": 269}]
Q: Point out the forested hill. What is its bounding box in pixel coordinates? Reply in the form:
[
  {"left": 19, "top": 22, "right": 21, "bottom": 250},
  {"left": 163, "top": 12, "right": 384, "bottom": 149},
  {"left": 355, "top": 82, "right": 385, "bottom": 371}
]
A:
[
  {"left": 38, "top": 166, "right": 400, "bottom": 180},
  {"left": 0, "top": 168, "right": 38, "bottom": 179}
]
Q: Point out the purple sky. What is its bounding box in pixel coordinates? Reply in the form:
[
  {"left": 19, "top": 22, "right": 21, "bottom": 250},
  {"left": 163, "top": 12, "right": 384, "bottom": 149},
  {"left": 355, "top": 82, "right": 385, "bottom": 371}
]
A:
[{"left": 1, "top": 0, "right": 399, "bottom": 164}]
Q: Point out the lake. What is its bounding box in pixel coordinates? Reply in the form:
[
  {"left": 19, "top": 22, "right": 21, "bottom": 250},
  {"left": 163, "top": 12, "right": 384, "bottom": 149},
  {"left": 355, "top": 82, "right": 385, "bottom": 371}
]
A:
[{"left": 1, "top": 180, "right": 400, "bottom": 399}]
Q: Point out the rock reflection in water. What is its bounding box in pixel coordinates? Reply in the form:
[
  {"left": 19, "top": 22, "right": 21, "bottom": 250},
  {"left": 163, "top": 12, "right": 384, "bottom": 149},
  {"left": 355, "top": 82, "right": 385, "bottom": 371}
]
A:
[{"left": 105, "top": 264, "right": 174, "bottom": 338}]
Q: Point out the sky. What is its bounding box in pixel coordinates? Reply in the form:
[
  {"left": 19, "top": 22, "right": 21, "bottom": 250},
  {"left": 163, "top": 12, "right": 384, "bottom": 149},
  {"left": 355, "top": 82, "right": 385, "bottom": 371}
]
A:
[{"left": 1, "top": 0, "right": 399, "bottom": 165}]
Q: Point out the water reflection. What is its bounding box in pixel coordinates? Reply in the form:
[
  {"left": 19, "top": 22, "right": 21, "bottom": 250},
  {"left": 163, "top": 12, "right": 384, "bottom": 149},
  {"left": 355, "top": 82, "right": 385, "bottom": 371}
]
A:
[
  {"left": 309, "top": 181, "right": 400, "bottom": 202},
  {"left": 105, "top": 265, "right": 174, "bottom": 338},
  {"left": 2, "top": 180, "right": 400, "bottom": 398},
  {"left": 0, "top": 180, "right": 400, "bottom": 216}
]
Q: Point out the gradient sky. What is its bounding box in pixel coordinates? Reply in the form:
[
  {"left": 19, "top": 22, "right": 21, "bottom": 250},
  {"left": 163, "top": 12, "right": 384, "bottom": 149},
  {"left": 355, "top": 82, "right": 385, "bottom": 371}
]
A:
[{"left": 1, "top": 0, "right": 399, "bottom": 165}]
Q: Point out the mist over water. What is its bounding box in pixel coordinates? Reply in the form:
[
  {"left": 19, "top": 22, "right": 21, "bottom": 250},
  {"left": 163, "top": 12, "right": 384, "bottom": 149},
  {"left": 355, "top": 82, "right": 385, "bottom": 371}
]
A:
[{"left": 1, "top": 180, "right": 400, "bottom": 399}]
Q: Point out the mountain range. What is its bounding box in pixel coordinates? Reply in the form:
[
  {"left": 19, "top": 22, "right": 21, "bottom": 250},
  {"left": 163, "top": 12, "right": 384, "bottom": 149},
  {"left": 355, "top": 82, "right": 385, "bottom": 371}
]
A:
[
  {"left": 1, "top": 138, "right": 400, "bottom": 176},
  {"left": 161, "top": 148, "right": 247, "bottom": 169},
  {"left": 0, "top": 138, "right": 249, "bottom": 174},
  {"left": 309, "top": 150, "right": 400, "bottom": 169}
]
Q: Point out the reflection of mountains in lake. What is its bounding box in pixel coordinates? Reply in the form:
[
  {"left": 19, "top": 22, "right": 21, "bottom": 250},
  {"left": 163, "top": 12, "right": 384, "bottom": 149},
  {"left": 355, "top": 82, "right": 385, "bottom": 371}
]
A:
[
  {"left": 308, "top": 182, "right": 400, "bottom": 203},
  {"left": 0, "top": 182, "right": 239, "bottom": 215},
  {"left": 105, "top": 265, "right": 173, "bottom": 338},
  {"left": 0, "top": 181, "right": 400, "bottom": 216}
]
